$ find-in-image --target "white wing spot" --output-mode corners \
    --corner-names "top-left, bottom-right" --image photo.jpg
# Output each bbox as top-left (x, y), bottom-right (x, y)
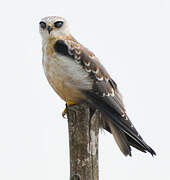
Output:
top-left (68, 50), bottom-right (74, 56)
top-left (111, 88), bottom-right (115, 97)
top-left (74, 54), bottom-right (81, 60)
top-left (106, 92), bottom-right (110, 96)
top-left (89, 54), bottom-right (95, 59)
top-left (85, 67), bottom-right (91, 73)
top-left (105, 77), bottom-right (109, 82)
top-left (121, 113), bottom-right (128, 120)
top-left (76, 60), bottom-right (81, 64)
top-left (75, 49), bottom-right (81, 55)
top-left (96, 76), bottom-right (104, 81)
top-left (125, 116), bottom-right (128, 120)
top-left (121, 114), bottom-right (125, 117)
top-left (75, 44), bottom-right (80, 50)
top-left (84, 61), bottom-right (90, 67)
top-left (92, 67), bottom-right (99, 74)
top-left (67, 42), bottom-right (74, 51)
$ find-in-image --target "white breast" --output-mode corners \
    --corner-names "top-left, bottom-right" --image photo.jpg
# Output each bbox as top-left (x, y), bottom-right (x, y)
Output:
top-left (42, 43), bottom-right (93, 102)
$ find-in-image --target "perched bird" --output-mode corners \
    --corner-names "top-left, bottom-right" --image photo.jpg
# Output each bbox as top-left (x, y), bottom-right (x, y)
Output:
top-left (39, 16), bottom-right (156, 156)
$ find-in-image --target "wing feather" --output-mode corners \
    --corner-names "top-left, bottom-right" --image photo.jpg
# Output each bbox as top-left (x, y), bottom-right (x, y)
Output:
top-left (54, 38), bottom-right (156, 156)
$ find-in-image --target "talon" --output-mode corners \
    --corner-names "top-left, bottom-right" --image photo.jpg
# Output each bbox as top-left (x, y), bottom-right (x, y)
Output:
top-left (62, 101), bottom-right (76, 118)
top-left (62, 108), bottom-right (67, 118)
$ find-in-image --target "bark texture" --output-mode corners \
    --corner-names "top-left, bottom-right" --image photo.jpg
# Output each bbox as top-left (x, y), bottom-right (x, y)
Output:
top-left (67, 103), bottom-right (99, 180)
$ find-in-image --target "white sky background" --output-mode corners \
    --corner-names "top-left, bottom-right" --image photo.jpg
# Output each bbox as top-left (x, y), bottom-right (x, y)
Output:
top-left (0, 0), bottom-right (169, 179)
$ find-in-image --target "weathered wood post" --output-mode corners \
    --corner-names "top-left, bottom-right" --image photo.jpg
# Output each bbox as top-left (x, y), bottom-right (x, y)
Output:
top-left (67, 103), bottom-right (99, 180)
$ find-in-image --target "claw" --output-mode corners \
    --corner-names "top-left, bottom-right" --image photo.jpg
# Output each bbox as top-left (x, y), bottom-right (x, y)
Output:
top-left (62, 101), bottom-right (76, 118)
top-left (62, 108), bottom-right (67, 118)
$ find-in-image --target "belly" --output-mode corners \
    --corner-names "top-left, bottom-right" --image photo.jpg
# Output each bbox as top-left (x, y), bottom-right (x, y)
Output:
top-left (42, 54), bottom-right (92, 102)
top-left (45, 73), bottom-right (85, 102)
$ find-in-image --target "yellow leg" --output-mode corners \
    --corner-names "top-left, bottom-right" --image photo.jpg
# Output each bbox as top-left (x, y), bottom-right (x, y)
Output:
top-left (62, 101), bottom-right (76, 118)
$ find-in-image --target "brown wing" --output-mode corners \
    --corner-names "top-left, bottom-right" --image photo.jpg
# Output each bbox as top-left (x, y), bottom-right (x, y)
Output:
top-left (53, 38), bottom-right (156, 156)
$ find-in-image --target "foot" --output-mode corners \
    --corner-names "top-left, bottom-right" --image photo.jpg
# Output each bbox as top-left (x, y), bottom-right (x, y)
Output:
top-left (62, 101), bottom-right (76, 118)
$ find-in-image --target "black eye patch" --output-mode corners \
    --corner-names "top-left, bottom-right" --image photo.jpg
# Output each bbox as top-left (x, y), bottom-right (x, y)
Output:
top-left (54, 21), bottom-right (64, 28)
top-left (39, 21), bottom-right (46, 29)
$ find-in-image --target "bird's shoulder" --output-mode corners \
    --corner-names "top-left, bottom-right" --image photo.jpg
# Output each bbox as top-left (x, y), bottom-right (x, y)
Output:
top-left (53, 36), bottom-right (126, 114)
top-left (53, 35), bottom-right (112, 83)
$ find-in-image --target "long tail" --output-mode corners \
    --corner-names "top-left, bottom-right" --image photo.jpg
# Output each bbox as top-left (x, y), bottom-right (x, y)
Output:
top-left (106, 119), bottom-right (132, 156)
top-left (85, 92), bottom-right (156, 156)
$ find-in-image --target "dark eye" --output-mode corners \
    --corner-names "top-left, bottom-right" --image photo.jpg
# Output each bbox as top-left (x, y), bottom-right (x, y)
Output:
top-left (54, 21), bottom-right (64, 28)
top-left (39, 21), bottom-right (46, 29)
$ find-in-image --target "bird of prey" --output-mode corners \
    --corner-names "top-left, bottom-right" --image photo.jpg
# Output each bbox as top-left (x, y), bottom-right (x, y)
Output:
top-left (39, 16), bottom-right (156, 156)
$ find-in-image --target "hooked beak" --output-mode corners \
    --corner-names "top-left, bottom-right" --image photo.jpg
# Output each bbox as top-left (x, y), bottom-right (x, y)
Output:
top-left (47, 26), bottom-right (53, 34)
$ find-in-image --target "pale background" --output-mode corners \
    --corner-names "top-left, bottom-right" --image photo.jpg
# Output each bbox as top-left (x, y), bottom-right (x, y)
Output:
top-left (0, 0), bottom-right (169, 179)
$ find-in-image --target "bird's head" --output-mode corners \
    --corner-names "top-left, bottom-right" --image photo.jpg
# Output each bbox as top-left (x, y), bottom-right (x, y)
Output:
top-left (39, 16), bottom-right (70, 40)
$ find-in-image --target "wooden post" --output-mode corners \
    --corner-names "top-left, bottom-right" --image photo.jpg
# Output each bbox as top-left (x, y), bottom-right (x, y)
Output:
top-left (67, 103), bottom-right (99, 180)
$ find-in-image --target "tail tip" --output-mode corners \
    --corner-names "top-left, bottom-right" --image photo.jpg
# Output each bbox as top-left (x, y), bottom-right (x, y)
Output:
top-left (149, 147), bottom-right (156, 156)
